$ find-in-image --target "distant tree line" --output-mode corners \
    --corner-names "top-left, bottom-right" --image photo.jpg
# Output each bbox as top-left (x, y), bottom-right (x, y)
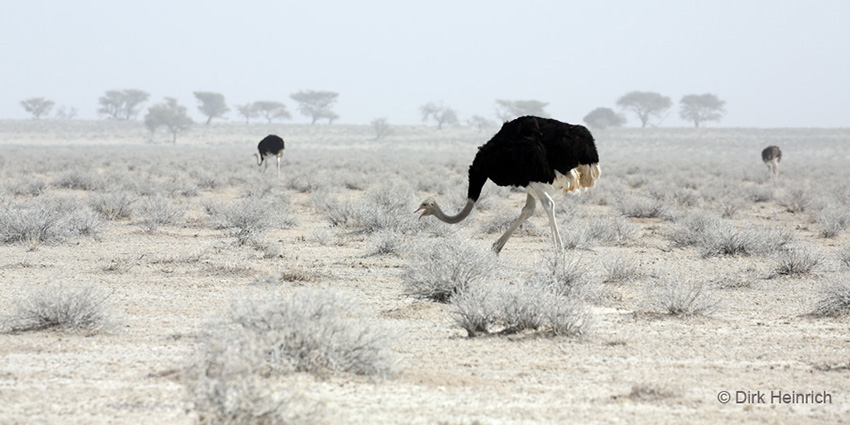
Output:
top-left (583, 91), bottom-right (726, 130)
top-left (16, 88), bottom-right (727, 135)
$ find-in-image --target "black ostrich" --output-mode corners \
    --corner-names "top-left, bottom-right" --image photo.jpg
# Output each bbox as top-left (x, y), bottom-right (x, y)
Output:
top-left (255, 134), bottom-right (285, 177)
top-left (416, 116), bottom-right (600, 253)
top-left (761, 145), bottom-right (782, 175)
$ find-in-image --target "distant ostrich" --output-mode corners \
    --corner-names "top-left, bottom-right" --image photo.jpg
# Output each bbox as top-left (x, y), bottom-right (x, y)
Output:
top-left (761, 145), bottom-right (782, 175)
top-left (254, 135), bottom-right (285, 177)
top-left (416, 116), bottom-right (600, 253)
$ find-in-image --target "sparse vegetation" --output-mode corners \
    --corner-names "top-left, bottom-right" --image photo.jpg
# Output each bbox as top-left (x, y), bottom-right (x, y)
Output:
top-left (2, 284), bottom-right (114, 333)
top-left (617, 195), bottom-right (666, 218)
top-left (812, 277), bottom-right (850, 317)
top-left (216, 289), bottom-right (395, 377)
top-left (205, 195), bottom-right (290, 245)
top-left (646, 275), bottom-right (719, 317)
top-left (772, 247), bottom-right (823, 277)
top-left (451, 282), bottom-right (591, 338)
top-left (603, 255), bottom-right (642, 283)
top-left (0, 196), bottom-right (102, 245)
top-left (402, 237), bottom-right (497, 302)
top-left (134, 195), bottom-right (184, 232)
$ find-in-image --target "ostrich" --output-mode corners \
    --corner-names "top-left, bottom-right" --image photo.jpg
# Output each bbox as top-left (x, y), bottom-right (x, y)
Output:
top-left (761, 145), bottom-right (782, 175)
top-left (416, 116), bottom-right (600, 253)
top-left (254, 134), bottom-right (285, 177)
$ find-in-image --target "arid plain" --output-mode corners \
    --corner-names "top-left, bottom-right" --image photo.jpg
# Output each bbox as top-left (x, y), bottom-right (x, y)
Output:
top-left (1, 121), bottom-right (849, 424)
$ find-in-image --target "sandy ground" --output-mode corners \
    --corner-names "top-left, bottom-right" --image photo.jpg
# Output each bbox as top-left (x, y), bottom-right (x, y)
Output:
top-left (0, 122), bottom-right (848, 424)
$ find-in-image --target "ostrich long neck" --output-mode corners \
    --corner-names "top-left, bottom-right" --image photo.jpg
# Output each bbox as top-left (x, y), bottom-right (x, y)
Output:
top-left (432, 199), bottom-right (475, 224)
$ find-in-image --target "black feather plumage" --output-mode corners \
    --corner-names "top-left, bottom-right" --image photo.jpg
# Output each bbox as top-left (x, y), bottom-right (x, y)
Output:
top-left (466, 116), bottom-right (599, 201)
top-left (257, 134), bottom-right (285, 158)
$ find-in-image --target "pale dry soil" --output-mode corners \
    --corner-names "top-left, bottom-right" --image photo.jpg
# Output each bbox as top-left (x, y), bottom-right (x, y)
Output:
top-left (0, 123), bottom-right (848, 424)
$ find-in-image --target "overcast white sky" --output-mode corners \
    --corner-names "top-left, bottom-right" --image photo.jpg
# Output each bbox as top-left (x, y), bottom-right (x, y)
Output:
top-left (2, 0), bottom-right (848, 127)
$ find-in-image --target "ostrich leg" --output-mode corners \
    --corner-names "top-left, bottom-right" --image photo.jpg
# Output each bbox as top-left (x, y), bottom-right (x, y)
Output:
top-left (531, 184), bottom-right (563, 251)
top-left (492, 192), bottom-right (536, 254)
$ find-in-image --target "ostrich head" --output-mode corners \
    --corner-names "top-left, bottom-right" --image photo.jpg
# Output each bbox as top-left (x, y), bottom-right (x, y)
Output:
top-left (415, 197), bottom-right (437, 219)
top-left (253, 152), bottom-right (262, 166)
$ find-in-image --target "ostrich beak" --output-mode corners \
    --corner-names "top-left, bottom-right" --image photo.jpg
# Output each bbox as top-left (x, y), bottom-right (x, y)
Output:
top-left (414, 206), bottom-right (425, 219)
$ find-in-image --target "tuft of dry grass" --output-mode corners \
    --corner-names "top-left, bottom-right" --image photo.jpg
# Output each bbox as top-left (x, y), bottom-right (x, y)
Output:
top-left (2, 284), bottom-right (115, 333)
top-left (646, 274), bottom-right (719, 317)
top-left (451, 282), bottom-right (592, 338)
top-left (771, 247), bottom-right (823, 277)
top-left (812, 277), bottom-right (850, 317)
top-left (402, 237), bottom-right (497, 302)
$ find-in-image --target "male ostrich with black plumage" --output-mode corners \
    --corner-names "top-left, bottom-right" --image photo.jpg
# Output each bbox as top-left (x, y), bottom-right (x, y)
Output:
top-left (416, 116), bottom-right (600, 253)
top-left (255, 134), bottom-right (285, 177)
top-left (761, 145), bottom-right (782, 175)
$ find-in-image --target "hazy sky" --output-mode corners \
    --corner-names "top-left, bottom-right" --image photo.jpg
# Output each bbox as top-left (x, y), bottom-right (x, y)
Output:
top-left (2, 0), bottom-right (848, 127)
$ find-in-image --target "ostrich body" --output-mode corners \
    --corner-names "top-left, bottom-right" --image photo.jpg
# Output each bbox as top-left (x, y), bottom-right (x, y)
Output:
top-left (416, 116), bottom-right (600, 253)
top-left (255, 134), bottom-right (285, 177)
top-left (761, 145), bottom-right (782, 175)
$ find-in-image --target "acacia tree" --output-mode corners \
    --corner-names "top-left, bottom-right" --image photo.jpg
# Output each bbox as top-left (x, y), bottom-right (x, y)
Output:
top-left (193, 91), bottom-right (229, 124)
top-left (371, 117), bottom-right (392, 141)
top-left (54, 106), bottom-right (78, 120)
top-left (98, 89), bottom-right (150, 120)
top-left (144, 98), bottom-right (193, 144)
top-left (616, 91), bottom-right (671, 127)
top-left (235, 103), bottom-right (259, 124)
top-left (420, 102), bottom-right (459, 130)
top-left (252, 101), bottom-right (291, 123)
top-left (20, 97), bottom-right (55, 119)
top-left (679, 93), bottom-right (726, 127)
top-left (290, 90), bottom-right (339, 124)
top-left (494, 99), bottom-right (549, 121)
top-left (467, 115), bottom-right (495, 132)
top-left (582, 107), bottom-right (626, 130)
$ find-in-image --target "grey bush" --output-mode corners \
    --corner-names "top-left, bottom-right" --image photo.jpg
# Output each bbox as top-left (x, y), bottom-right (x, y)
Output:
top-left (646, 275), bottom-right (719, 317)
top-left (135, 195), bottom-right (184, 232)
top-left (367, 229), bottom-right (404, 256)
top-left (90, 191), bottom-right (137, 220)
top-left (700, 223), bottom-right (793, 258)
top-left (529, 250), bottom-right (592, 299)
top-left (451, 282), bottom-right (591, 337)
top-left (666, 211), bottom-right (722, 247)
top-left (812, 277), bottom-right (850, 317)
top-left (603, 255), bottom-right (642, 283)
top-left (7, 177), bottom-right (48, 196)
top-left (52, 168), bottom-right (104, 191)
top-left (353, 183), bottom-right (418, 234)
top-left (186, 324), bottom-right (324, 425)
top-left (586, 216), bottom-right (637, 244)
top-left (778, 189), bottom-right (810, 214)
top-left (616, 195), bottom-right (667, 219)
top-left (224, 289), bottom-right (396, 377)
top-left (205, 196), bottom-right (288, 245)
top-left (746, 186), bottom-right (774, 203)
top-left (402, 237), bottom-right (497, 302)
top-left (839, 247), bottom-right (850, 270)
top-left (772, 247), bottom-right (823, 277)
top-left (814, 207), bottom-right (849, 238)
top-left (2, 284), bottom-right (114, 333)
top-left (0, 196), bottom-right (101, 245)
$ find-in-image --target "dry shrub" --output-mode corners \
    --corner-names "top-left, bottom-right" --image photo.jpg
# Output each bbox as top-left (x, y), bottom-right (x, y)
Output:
top-left (772, 247), bottom-right (823, 277)
top-left (2, 284), bottom-right (114, 333)
top-left (206, 197), bottom-right (276, 244)
top-left (812, 276), bottom-right (850, 317)
top-left (402, 237), bottom-right (497, 302)
top-left (646, 273), bottom-right (719, 317)
top-left (451, 282), bottom-right (591, 338)
top-left (135, 195), bottom-right (184, 233)
top-left (0, 196), bottom-right (102, 245)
